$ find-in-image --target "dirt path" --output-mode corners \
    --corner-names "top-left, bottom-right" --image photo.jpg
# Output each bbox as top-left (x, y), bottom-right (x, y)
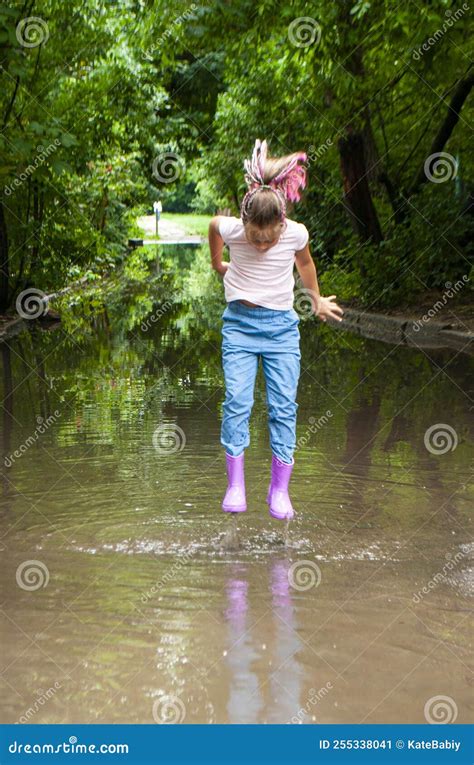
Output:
top-left (137, 215), bottom-right (203, 244)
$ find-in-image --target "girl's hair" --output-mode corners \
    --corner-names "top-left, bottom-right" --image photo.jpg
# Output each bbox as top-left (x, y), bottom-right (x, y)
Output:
top-left (240, 139), bottom-right (307, 226)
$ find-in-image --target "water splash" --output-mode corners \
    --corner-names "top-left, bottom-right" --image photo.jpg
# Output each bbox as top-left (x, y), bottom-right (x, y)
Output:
top-left (219, 515), bottom-right (241, 552)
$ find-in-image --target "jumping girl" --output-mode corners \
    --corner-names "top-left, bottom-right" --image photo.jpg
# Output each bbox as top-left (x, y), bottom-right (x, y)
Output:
top-left (208, 139), bottom-right (343, 521)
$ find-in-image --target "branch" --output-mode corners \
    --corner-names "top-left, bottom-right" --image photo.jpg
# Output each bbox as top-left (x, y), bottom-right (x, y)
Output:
top-left (409, 66), bottom-right (474, 195)
top-left (2, 76), bottom-right (20, 129)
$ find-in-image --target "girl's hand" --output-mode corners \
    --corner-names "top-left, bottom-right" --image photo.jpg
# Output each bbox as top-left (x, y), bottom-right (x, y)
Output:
top-left (215, 262), bottom-right (229, 277)
top-left (316, 295), bottom-right (344, 323)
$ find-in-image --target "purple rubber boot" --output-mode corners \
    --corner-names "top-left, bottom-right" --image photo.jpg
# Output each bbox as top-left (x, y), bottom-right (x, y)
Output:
top-left (266, 455), bottom-right (295, 520)
top-left (222, 452), bottom-right (247, 513)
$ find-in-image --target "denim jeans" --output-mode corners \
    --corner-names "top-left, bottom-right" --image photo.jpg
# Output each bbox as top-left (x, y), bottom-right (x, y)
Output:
top-left (220, 300), bottom-right (301, 464)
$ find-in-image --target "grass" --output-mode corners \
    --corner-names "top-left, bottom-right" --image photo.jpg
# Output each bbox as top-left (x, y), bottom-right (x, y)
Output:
top-left (160, 213), bottom-right (212, 237)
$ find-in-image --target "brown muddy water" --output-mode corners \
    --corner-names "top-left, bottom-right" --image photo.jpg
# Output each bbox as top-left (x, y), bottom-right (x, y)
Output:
top-left (0, 245), bottom-right (473, 725)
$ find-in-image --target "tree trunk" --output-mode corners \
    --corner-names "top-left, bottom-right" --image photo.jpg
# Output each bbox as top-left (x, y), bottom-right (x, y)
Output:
top-left (410, 68), bottom-right (474, 195)
top-left (0, 201), bottom-right (9, 311)
top-left (31, 179), bottom-right (40, 262)
top-left (98, 186), bottom-right (109, 232)
top-left (338, 131), bottom-right (384, 246)
top-left (378, 171), bottom-right (405, 224)
top-left (361, 113), bottom-right (380, 184)
top-left (12, 177), bottom-right (32, 296)
top-left (1, 343), bottom-right (13, 503)
top-left (334, 3), bottom-right (384, 247)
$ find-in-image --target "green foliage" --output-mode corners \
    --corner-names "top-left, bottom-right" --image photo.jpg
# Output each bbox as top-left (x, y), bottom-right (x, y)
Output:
top-left (0, 0), bottom-right (472, 309)
top-left (161, 181), bottom-right (197, 213)
top-left (161, 0), bottom-right (473, 306)
top-left (319, 251), bottom-right (363, 305)
top-left (360, 185), bottom-right (474, 307)
top-left (0, 0), bottom-right (177, 303)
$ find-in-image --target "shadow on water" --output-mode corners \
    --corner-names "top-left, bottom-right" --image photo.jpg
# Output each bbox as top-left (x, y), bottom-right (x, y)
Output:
top-left (0, 244), bottom-right (473, 724)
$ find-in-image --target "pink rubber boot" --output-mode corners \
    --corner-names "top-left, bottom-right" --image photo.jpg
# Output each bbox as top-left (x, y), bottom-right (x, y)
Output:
top-left (266, 455), bottom-right (295, 520)
top-left (222, 452), bottom-right (247, 513)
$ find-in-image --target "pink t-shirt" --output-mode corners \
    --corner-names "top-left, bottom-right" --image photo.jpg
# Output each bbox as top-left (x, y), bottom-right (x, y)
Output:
top-left (218, 216), bottom-right (309, 310)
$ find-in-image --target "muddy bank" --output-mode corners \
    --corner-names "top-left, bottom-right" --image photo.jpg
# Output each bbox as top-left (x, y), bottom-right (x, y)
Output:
top-left (0, 316), bottom-right (25, 342)
top-left (0, 276), bottom-right (90, 343)
top-left (331, 303), bottom-right (474, 356)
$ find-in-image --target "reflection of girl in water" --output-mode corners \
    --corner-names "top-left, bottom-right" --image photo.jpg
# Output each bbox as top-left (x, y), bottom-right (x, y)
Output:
top-left (209, 139), bottom-right (343, 519)
top-left (223, 559), bottom-right (302, 723)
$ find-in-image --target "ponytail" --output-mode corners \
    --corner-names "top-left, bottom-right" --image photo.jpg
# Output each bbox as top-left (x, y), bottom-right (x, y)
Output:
top-left (241, 139), bottom-right (307, 224)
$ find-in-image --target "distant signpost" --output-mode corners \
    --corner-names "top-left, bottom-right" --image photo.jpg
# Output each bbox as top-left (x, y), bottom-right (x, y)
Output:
top-left (153, 200), bottom-right (162, 237)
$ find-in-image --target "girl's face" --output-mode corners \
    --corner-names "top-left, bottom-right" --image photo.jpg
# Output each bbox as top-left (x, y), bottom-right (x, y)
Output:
top-left (244, 222), bottom-right (283, 252)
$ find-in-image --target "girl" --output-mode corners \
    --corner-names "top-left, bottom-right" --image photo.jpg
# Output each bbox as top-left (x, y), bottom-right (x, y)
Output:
top-left (208, 139), bottom-right (343, 521)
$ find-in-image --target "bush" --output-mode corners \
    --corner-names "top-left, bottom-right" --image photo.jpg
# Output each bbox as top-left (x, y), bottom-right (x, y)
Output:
top-left (358, 185), bottom-right (474, 307)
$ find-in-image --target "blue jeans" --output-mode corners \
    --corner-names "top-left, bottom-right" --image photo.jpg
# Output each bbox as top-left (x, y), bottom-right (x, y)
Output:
top-left (220, 300), bottom-right (301, 464)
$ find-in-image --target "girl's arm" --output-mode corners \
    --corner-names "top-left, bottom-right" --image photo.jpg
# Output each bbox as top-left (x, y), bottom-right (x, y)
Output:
top-left (295, 244), bottom-right (344, 323)
top-left (208, 216), bottom-right (229, 276)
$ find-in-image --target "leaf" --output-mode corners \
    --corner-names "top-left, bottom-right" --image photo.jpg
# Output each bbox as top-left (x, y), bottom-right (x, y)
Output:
top-left (51, 158), bottom-right (71, 175)
top-left (59, 133), bottom-right (78, 148)
top-left (8, 60), bottom-right (27, 77)
top-left (30, 121), bottom-right (45, 135)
